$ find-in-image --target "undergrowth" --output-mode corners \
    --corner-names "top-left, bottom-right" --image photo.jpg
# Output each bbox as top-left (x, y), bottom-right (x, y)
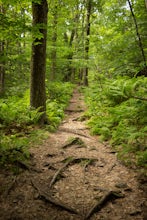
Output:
top-left (0, 82), bottom-right (74, 170)
top-left (84, 76), bottom-right (147, 170)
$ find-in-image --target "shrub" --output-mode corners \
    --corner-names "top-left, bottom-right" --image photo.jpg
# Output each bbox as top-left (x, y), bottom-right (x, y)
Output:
top-left (84, 76), bottom-right (147, 168)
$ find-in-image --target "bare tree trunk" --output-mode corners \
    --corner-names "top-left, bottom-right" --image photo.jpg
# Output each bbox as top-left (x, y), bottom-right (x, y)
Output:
top-left (145, 0), bottom-right (147, 9)
top-left (127, 0), bottom-right (146, 69)
top-left (83, 0), bottom-right (92, 86)
top-left (30, 0), bottom-right (48, 124)
top-left (50, 1), bottom-right (57, 81)
top-left (63, 5), bottom-right (80, 82)
top-left (78, 1), bottom-right (85, 84)
top-left (0, 41), bottom-right (5, 95)
top-left (0, 5), bottom-right (5, 95)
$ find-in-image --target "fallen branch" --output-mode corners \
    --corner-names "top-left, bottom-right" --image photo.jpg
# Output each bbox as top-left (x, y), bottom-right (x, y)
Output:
top-left (85, 190), bottom-right (124, 219)
top-left (31, 180), bottom-right (79, 215)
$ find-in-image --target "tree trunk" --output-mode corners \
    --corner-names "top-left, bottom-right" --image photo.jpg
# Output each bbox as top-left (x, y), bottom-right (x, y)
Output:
top-left (0, 41), bottom-right (5, 95)
top-left (127, 0), bottom-right (146, 69)
top-left (50, 1), bottom-right (58, 81)
top-left (145, 0), bottom-right (147, 9)
top-left (30, 0), bottom-right (48, 124)
top-left (0, 5), bottom-right (5, 95)
top-left (63, 7), bottom-right (80, 82)
top-left (83, 0), bottom-right (92, 86)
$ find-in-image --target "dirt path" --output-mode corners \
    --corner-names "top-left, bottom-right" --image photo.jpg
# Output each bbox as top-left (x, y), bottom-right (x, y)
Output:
top-left (0, 89), bottom-right (146, 220)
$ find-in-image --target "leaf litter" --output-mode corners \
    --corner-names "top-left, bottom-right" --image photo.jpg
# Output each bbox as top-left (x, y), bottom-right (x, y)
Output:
top-left (0, 89), bottom-right (146, 220)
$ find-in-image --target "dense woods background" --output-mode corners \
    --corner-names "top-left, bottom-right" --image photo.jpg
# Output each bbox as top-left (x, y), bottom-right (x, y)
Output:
top-left (0, 0), bottom-right (147, 171)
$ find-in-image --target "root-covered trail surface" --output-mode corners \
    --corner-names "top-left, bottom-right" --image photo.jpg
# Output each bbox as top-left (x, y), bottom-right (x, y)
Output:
top-left (0, 89), bottom-right (146, 220)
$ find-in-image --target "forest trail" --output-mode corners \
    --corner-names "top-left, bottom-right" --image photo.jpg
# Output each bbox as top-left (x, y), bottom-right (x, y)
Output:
top-left (0, 88), bottom-right (146, 220)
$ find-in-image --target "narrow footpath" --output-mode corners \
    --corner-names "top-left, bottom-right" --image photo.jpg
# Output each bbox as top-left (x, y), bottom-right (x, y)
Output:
top-left (0, 89), bottom-right (146, 220)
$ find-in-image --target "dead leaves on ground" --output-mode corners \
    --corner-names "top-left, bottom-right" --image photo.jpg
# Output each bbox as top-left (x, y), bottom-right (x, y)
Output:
top-left (31, 136), bottom-right (126, 219)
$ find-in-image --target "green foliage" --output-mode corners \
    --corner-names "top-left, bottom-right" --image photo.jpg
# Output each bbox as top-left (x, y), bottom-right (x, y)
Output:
top-left (90, 0), bottom-right (147, 77)
top-left (84, 75), bottom-right (147, 168)
top-left (137, 150), bottom-right (147, 167)
top-left (46, 82), bottom-right (74, 130)
top-left (0, 82), bottom-right (74, 168)
top-left (0, 129), bottom-right (49, 171)
top-left (0, 134), bottom-right (29, 167)
top-left (0, 90), bottom-right (44, 126)
top-left (46, 81), bottom-right (73, 104)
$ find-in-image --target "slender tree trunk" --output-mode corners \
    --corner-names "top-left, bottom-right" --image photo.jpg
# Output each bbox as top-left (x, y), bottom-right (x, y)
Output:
top-left (30, 0), bottom-right (48, 124)
top-left (145, 0), bottom-right (147, 9)
top-left (64, 6), bottom-right (80, 82)
top-left (50, 2), bottom-right (57, 81)
top-left (127, 0), bottom-right (146, 69)
top-left (83, 0), bottom-right (92, 86)
top-left (0, 5), bottom-right (5, 95)
top-left (0, 41), bottom-right (5, 95)
top-left (78, 1), bottom-right (85, 84)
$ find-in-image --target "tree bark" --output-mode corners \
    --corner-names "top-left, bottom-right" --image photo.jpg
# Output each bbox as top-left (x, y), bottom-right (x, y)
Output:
top-left (83, 0), bottom-right (92, 86)
top-left (50, 1), bottom-right (58, 81)
top-left (127, 0), bottom-right (146, 69)
top-left (145, 0), bottom-right (147, 9)
top-left (30, 0), bottom-right (48, 124)
top-left (0, 41), bottom-right (5, 95)
top-left (63, 5), bottom-right (80, 82)
top-left (0, 5), bottom-right (5, 95)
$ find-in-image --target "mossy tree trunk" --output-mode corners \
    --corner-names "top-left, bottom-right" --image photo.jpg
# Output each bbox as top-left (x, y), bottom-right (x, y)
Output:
top-left (30, 0), bottom-right (48, 124)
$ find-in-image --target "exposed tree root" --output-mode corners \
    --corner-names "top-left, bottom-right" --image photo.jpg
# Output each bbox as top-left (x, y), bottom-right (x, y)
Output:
top-left (15, 160), bottom-right (42, 173)
top-left (4, 176), bottom-right (17, 197)
top-left (59, 127), bottom-right (92, 139)
top-left (31, 180), bottom-right (79, 215)
top-left (107, 163), bottom-right (116, 173)
top-left (85, 190), bottom-right (125, 219)
top-left (65, 109), bottom-right (84, 113)
top-left (61, 137), bottom-right (85, 149)
top-left (49, 159), bottom-right (73, 188)
top-left (72, 115), bottom-right (88, 122)
top-left (83, 159), bottom-right (97, 171)
top-left (61, 157), bottom-right (97, 167)
top-left (49, 157), bottom-right (97, 189)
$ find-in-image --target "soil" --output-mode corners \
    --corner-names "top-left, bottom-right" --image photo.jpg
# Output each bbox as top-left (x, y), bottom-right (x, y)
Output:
top-left (0, 88), bottom-right (147, 220)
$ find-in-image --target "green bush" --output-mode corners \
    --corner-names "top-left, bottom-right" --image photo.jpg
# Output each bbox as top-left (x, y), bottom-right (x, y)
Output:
top-left (0, 81), bottom-right (74, 168)
top-left (84, 76), bottom-right (147, 168)
top-left (46, 82), bottom-right (74, 130)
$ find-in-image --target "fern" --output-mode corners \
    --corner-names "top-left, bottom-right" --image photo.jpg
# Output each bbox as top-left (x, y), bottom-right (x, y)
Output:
top-left (84, 76), bottom-right (147, 168)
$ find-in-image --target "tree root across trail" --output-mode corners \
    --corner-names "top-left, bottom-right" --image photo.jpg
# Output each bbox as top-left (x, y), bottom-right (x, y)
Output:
top-left (0, 88), bottom-right (146, 220)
